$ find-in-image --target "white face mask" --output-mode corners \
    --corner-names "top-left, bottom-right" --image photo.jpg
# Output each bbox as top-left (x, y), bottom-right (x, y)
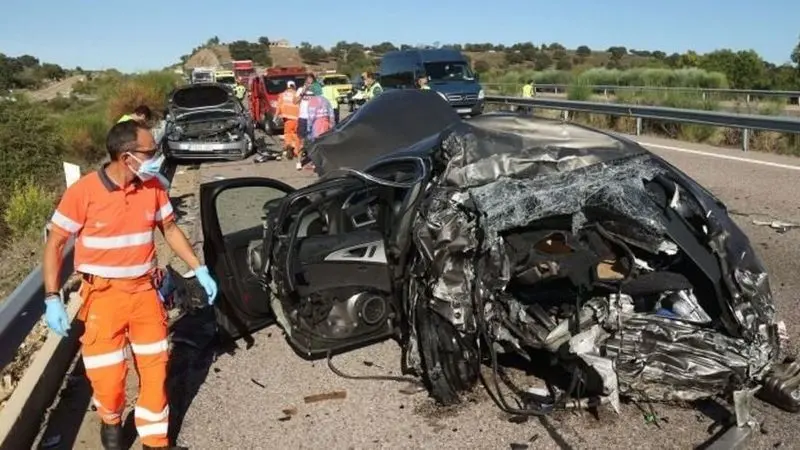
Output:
top-left (125, 153), bottom-right (162, 181)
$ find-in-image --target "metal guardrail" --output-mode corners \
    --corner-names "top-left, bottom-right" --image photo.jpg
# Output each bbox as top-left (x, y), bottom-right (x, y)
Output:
top-left (0, 241), bottom-right (75, 371)
top-left (484, 95), bottom-right (800, 151)
top-left (484, 83), bottom-right (800, 102)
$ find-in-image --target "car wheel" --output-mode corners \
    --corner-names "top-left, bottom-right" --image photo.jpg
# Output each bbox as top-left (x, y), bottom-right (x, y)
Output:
top-left (415, 301), bottom-right (479, 405)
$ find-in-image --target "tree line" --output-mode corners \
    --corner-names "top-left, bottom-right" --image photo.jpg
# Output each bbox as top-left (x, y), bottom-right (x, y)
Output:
top-left (0, 53), bottom-right (70, 91)
top-left (297, 38), bottom-right (800, 91)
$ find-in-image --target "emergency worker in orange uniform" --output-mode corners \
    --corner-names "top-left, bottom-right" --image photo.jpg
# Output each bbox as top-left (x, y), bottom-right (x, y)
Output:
top-left (42, 120), bottom-right (218, 450)
top-left (277, 80), bottom-right (300, 158)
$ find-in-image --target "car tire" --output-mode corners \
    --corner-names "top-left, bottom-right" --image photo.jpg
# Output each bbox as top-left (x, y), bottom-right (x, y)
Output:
top-left (415, 302), bottom-right (479, 405)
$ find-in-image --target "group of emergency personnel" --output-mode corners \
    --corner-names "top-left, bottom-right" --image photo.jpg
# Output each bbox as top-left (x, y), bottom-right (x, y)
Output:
top-left (39, 69), bottom-right (435, 450)
top-left (274, 73), bottom-right (337, 170)
top-left (271, 69), bottom-right (438, 171)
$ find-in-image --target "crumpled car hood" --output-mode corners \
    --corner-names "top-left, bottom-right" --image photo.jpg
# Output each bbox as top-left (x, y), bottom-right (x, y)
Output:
top-left (168, 83), bottom-right (238, 117)
top-left (406, 112), bottom-right (780, 405)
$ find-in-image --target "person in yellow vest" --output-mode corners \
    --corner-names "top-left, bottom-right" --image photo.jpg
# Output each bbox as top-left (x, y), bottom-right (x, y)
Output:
top-left (522, 80), bottom-right (534, 98)
top-left (363, 72), bottom-right (383, 101)
top-left (117, 105), bottom-right (152, 124)
top-left (233, 82), bottom-right (246, 100)
top-left (521, 80), bottom-right (535, 114)
top-left (417, 72), bottom-right (430, 90)
top-left (320, 81), bottom-right (340, 124)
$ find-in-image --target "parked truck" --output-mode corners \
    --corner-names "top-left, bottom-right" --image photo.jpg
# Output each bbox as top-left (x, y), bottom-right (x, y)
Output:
top-left (191, 67), bottom-right (216, 84)
top-left (232, 60), bottom-right (255, 84)
top-left (249, 66), bottom-right (311, 134)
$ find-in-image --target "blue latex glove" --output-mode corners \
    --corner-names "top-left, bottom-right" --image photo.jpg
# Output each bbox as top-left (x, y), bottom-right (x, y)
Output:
top-left (194, 265), bottom-right (218, 305)
top-left (44, 295), bottom-right (70, 337)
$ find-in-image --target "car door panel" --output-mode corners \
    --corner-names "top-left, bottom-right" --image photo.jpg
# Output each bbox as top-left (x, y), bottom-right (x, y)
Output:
top-left (200, 177), bottom-right (295, 340)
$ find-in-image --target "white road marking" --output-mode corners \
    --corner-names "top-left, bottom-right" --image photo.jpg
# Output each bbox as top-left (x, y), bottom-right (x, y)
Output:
top-left (639, 141), bottom-right (800, 171)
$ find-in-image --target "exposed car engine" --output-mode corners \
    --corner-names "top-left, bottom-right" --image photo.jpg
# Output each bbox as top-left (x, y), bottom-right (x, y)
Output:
top-left (402, 116), bottom-right (789, 415)
top-left (163, 83), bottom-right (254, 161)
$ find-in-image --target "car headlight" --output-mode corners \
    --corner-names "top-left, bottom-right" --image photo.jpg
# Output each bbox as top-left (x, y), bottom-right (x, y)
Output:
top-left (437, 91), bottom-right (448, 102)
top-left (478, 89), bottom-right (485, 100)
top-left (167, 125), bottom-right (183, 141)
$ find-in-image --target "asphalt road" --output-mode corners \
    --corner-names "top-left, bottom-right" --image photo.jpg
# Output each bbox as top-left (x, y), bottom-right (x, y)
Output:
top-left (35, 125), bottom-right (800, 449)
top-left (26, 75), bottom-right (86, 101)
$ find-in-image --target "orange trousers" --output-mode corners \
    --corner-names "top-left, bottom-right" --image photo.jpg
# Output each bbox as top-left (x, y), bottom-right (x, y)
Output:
top-left (283, 118), bottom-right (300, 156)
top-left (78, 274), bottom-right (169, 448)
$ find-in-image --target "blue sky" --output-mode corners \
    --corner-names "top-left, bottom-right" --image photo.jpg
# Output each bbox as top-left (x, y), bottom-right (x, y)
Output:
top-left (1, 0), bottom-right (797, 72)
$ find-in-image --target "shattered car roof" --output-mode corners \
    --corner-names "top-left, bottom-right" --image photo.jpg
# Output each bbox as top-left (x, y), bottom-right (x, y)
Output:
top-left (307, 89), bottom-right (461, 175)
top-left (441, 113), bottom-right (648, 187)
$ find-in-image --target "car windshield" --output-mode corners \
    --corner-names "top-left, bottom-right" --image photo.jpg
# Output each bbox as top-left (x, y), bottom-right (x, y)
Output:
top-left (216, 76), bottom-right (236, 84)
top-left (265, 76), bottom-right (307, 94)
top-left (423, 61), bottom-right (475, 81)
top-left (323, 76), bottom-right (350, 85)
top-left (194, 72), bottom-right (213, 82)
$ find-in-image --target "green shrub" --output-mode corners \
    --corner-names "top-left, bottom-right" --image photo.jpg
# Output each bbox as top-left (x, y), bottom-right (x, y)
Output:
top-left (575, 68), bottom-right (728, 88)
top-left (106, 71), bottom-right (182, 122)
top-left (567, 77), bottom-right (593, 101)
top-left (0, 101), bottom-right (64, 200)
top-left (2, 179), bottom-right (54, 241)
top-left (59, 108), bottom-right (109, 163)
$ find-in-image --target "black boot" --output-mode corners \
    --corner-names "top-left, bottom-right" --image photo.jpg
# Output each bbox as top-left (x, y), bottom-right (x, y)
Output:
top-left (100, 422), bottom-right (123, 450)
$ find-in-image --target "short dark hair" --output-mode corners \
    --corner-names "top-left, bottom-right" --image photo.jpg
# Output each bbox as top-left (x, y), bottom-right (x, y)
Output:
top-left (307, 73), bottom-right (316, 82)
top-left (106, 120), bottom-right (147, 160)
top-left (133, 105), bottom-right (152, 120)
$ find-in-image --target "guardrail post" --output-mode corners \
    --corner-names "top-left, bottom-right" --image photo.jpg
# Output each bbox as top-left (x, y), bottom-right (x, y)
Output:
top-left (742, 129), bottom-right (749, 152)
top-left (604, 89), bottom-right (608, 99)
top-left (554, 87), bottom-right (559, 95)
top-left (746, 94), bottom-right (751, 104)
top-left (636, 117), bottom-right (642, 136)
top-left (562, 110), bottom-right (569, 121)
top-left (702, 92), bottom-right (707, 101)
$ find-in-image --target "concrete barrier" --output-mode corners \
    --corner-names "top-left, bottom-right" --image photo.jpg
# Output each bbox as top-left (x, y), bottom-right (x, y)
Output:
top-left (0, 292), bottom-right (81, 450)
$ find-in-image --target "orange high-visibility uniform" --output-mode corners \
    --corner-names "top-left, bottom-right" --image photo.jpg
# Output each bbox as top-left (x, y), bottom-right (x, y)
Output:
top-left (277, 90), bottom-right (300, 155)
top-left (49, 165), bottom-right (173, 448)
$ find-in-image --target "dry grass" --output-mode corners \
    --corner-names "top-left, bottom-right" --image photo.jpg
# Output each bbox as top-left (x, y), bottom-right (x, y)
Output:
top-left (0, 236), bottom-right (43, 300)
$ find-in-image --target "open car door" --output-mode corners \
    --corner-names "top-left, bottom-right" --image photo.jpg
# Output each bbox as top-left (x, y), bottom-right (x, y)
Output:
top-left (200, 177), bottom-right (295, 343)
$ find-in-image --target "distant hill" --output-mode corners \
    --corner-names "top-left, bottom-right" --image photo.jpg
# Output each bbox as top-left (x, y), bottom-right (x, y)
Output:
top-left (184, 44), bottom-right (336, 71)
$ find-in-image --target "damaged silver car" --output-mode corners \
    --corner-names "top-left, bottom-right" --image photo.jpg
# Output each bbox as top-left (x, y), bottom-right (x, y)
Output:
top-left (198, 90), bottom-right (798, 443)
top-left (163, 82), bottom-right (255, 161)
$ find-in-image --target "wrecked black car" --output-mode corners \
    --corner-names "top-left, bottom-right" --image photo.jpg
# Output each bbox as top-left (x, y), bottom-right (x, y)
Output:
top-left (163, 82), bottom-right (255, 161)
top-left (199, 90), bottom-right (798, 425)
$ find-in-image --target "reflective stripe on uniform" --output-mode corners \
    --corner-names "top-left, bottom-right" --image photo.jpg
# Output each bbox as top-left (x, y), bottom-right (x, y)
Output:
top-left (154, 202), bottom-right (173, 222)
top-left (130, 339), bottom-right (169, 355)
top-left (135, 405), bottom-right (169, 422)
top-left (82, 231), bottom-right (153, 249)
top-left (83, 349), bottom-right (126, 369)
top-left (93, 397), bottom-right (122, 421)
top-left (50, 167), bottom-right (172, 279)
top-left (137, 422), bottom-right (169, 438)
top-left (77, 261), bottom-right (155, 278)
top-left (51, 210), bottom-right (82, 233)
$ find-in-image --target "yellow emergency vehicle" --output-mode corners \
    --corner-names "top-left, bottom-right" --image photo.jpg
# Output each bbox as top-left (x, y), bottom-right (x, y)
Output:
top-left (320, 71), bottom-right (353, 104)
top-left (215, 69), bottom-right (237, 87)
